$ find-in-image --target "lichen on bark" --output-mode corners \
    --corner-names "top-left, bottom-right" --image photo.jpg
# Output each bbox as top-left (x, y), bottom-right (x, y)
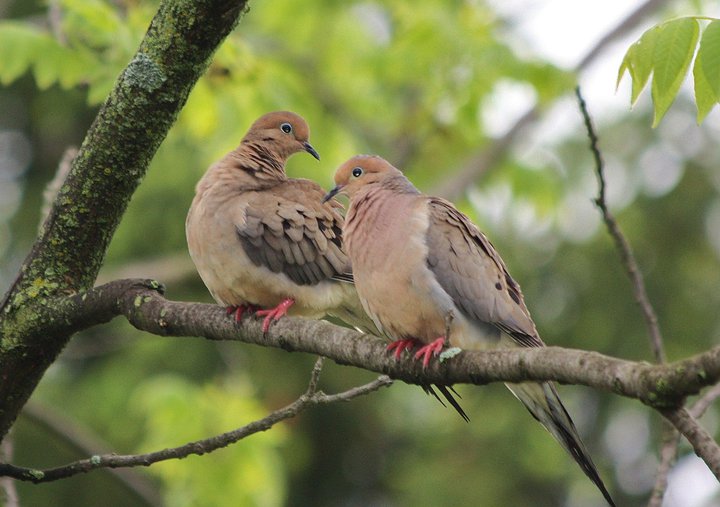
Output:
top-left (0, 0), bottom-right (249, 440)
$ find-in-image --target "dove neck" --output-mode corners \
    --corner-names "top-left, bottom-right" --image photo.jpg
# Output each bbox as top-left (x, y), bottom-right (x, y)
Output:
top-left (228, 140), bottom-right (289, 182)
top-left (378, 173), bottom-right (421, 195)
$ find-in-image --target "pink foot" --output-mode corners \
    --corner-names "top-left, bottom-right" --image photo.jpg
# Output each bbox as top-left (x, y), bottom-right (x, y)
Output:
top-left (386, 338), bottom-right (420, 360)
top-left (226, 304), bottom-right (260, 323)
top-left (255, 298), bottom-right (295, 333)
top-left (414, 337), bottom-right (447, 368)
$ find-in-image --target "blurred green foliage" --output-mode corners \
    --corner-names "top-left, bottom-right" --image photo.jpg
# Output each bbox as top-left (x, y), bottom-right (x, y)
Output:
top-left (2, 0), bottom-right (720, 506)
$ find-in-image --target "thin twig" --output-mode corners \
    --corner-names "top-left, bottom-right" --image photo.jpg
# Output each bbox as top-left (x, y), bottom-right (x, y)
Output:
top-left (660, 407), bottom-right (720, 480)
top-left (577, 85), bottom-right (674, 506)
top-left (47, 0), bottom-right (67, 45)
top-left (689, 383), bottom-right (720, 419)
top-left (649, 383), bottom-right (720, 507)
top-left (0, 362), bottom-right (391, 484)
top-left (576, 86), bottom-right (666, 363)
top-left (648, 423), bottom-right (680, 507)
top-left (21, 401), bottom-right (162, 506)
top-left (39, 146), bottom-right (77, 234)
top-left (435, 0), bottom-right (672, 200)
top-left (0, 435), bottom-right (19, 507)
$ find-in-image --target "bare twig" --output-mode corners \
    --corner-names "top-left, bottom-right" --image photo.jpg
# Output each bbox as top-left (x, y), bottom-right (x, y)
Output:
top-left (21, 401), bottom-right (162, 506)
top-left (576, 86), bottom-right (666, 363)
top-left (660, 407), bottom-right (720, 480)
top-left (434, 108), bottom-right (537, 199)
top-left (435, 0), bottom-right (672, 200)
top-left (47, 0), bottom-right (67, 45)
top-left (578, 85), bottom-right (677, 506)
top-left (0, 360), bottom-right (392, 483)
top-left (689, 383), bottom-right (720, 419)
top-left (96, 252), bottom-right (196, 286)
top-left (39, 146), bottom-right (77, 234)
top-left (0, 434), bottom-right (19, 507)
top-left (575, 0), bottom-right (670, 71)
top-left (649, 383), bottom-right (720, 507)
top-left (648, 424), bottom-right (680, 507)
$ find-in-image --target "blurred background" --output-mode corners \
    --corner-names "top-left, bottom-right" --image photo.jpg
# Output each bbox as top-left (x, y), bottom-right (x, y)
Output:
top-left (2, 0), bottom-right (720, 505)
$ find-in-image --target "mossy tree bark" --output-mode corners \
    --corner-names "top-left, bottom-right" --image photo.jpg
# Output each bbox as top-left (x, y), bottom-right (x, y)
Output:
top-left (0, 0), bottom-right (249, 440)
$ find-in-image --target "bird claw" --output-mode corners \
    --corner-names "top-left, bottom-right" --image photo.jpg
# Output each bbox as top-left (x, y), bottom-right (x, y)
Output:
top-left (226, 304), bottom-right (260, 323)
top-left (255, 298), bottom-right (295, 333)
top-left (386, 338), bottom-right (419, 360)
top-left (414, 337), bottom-right (446, 368)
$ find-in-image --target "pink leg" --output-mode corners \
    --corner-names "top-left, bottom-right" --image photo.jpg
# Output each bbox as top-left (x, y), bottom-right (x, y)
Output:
top-left (414, 337), bottom-right (446, 368)
top-left (255, 298), bottom-right (295, 333)
top-left (386, 338), bottom-right (420, 360)
top-left (226, 304), bottom-right (260, 323)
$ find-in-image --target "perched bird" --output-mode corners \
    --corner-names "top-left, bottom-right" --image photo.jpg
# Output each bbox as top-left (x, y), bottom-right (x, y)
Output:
top-left (323, 154), bottom-right (615, 506)
top-left (186, 111), bottom-right (369, 333)
top-left (186, 112), bottom-right (466, 418)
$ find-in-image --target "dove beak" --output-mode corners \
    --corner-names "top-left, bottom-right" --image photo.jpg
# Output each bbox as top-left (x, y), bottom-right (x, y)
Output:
top-left (303, 142), bottom-right (320, 160)
top-left (322, 185), bottom-right (343, 204)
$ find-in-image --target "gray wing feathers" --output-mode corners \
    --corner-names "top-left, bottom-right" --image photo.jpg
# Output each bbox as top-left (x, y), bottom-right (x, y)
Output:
top-left (236, 194), bottom-right (350, 286)
top-left (425, 198), bottom-right (544, 348)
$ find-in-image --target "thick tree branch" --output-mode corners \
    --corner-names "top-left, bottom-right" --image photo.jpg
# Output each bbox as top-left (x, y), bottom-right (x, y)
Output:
top-left (27, 278), bottom-right (720, 409)
top-left (0, 358), bottom-right (392, 483)
top-left (0, 0), bottom-right (249, 440)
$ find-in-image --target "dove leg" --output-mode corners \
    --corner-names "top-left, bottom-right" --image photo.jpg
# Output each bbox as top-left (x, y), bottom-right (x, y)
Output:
top-left (386, 338), bottom-right (420, 360)
top-left (255, 298), bottom-right (295, 333)
top-left (414, 337), bottom-right (446, 368)
top-left (226, 304), bottom-right (261, 323)
top-left (385, 338), bottom-right (420, 359)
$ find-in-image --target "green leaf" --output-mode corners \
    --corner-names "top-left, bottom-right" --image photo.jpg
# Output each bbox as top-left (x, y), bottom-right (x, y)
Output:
top-left (32, 37), bottom-right (66, 90)
top-left (694, 47), bottom-right (716, 122)
top-left (617, 25), bottom-right (660, 104)
top-left (0, 23), bottom-right (42, 85)
top-left (651, 17), bottom-right (700, 126)
top-left (694, 19), bottom-right (720, 122)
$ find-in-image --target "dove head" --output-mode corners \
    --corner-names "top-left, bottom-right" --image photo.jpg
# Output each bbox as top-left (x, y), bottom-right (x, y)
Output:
top-left (323, 155), bottom-right (410, 203)
top-left (244, 111), bottom-right (320, 161)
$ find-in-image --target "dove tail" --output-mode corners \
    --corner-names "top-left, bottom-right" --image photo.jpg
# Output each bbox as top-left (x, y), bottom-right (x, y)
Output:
top-left (422, 384), bottom-right (470, 422)
top-left (505, 382), bottom-right (616, 507)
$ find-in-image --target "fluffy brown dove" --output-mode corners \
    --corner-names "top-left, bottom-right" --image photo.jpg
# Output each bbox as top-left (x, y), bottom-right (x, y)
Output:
top-left (323, 154), bottom-right (615, 507)
top-left (186, 111), bottom-right (370, 333)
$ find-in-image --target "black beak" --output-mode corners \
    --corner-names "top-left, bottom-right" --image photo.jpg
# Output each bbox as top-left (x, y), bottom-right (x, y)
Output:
top-left (322, 185), bottom-right (342, 204)
top-left (303, 142), bottom-right (320, 160)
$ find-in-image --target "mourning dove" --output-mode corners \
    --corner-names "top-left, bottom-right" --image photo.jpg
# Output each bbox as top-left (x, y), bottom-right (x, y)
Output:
top-left (186, 111), bottom-right (370, 333)
top-left (324, 154), bottom-right (615, 506)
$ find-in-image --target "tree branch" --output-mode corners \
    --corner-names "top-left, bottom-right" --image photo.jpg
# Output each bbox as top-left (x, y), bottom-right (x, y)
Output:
top-left (660, 407), bottom-right (720, 480)
top-left (0, 434), bottom-right (18, 507)
top-left (20, 401), bottom-right (162, 506)
top-left (24, 278), bottom-right (720, 409)
top-left (576, 85), bottom-right (678, 505)
top-left (0, 358), bottom-right (392, 483)
top-left (576, 86), bottom-right (666, 364)
top-left (435, 0), bottom-right (673, 201)
top-left (0, 0), bottom-right (250, 441)
top-left (648, 383), bottom-right (720, 507)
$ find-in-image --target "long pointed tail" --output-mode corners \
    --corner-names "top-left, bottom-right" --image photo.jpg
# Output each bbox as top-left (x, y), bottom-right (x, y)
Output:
top-left (506, 381), bottom-right (616, 507)
top-left (330, 305), bottom-right (470, 422)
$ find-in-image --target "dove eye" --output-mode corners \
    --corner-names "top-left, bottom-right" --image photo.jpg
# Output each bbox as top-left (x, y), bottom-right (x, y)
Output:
top-left (351, 167), bottom-right (363, 178)
top-left (280, 122), bottom-right (293, 134)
